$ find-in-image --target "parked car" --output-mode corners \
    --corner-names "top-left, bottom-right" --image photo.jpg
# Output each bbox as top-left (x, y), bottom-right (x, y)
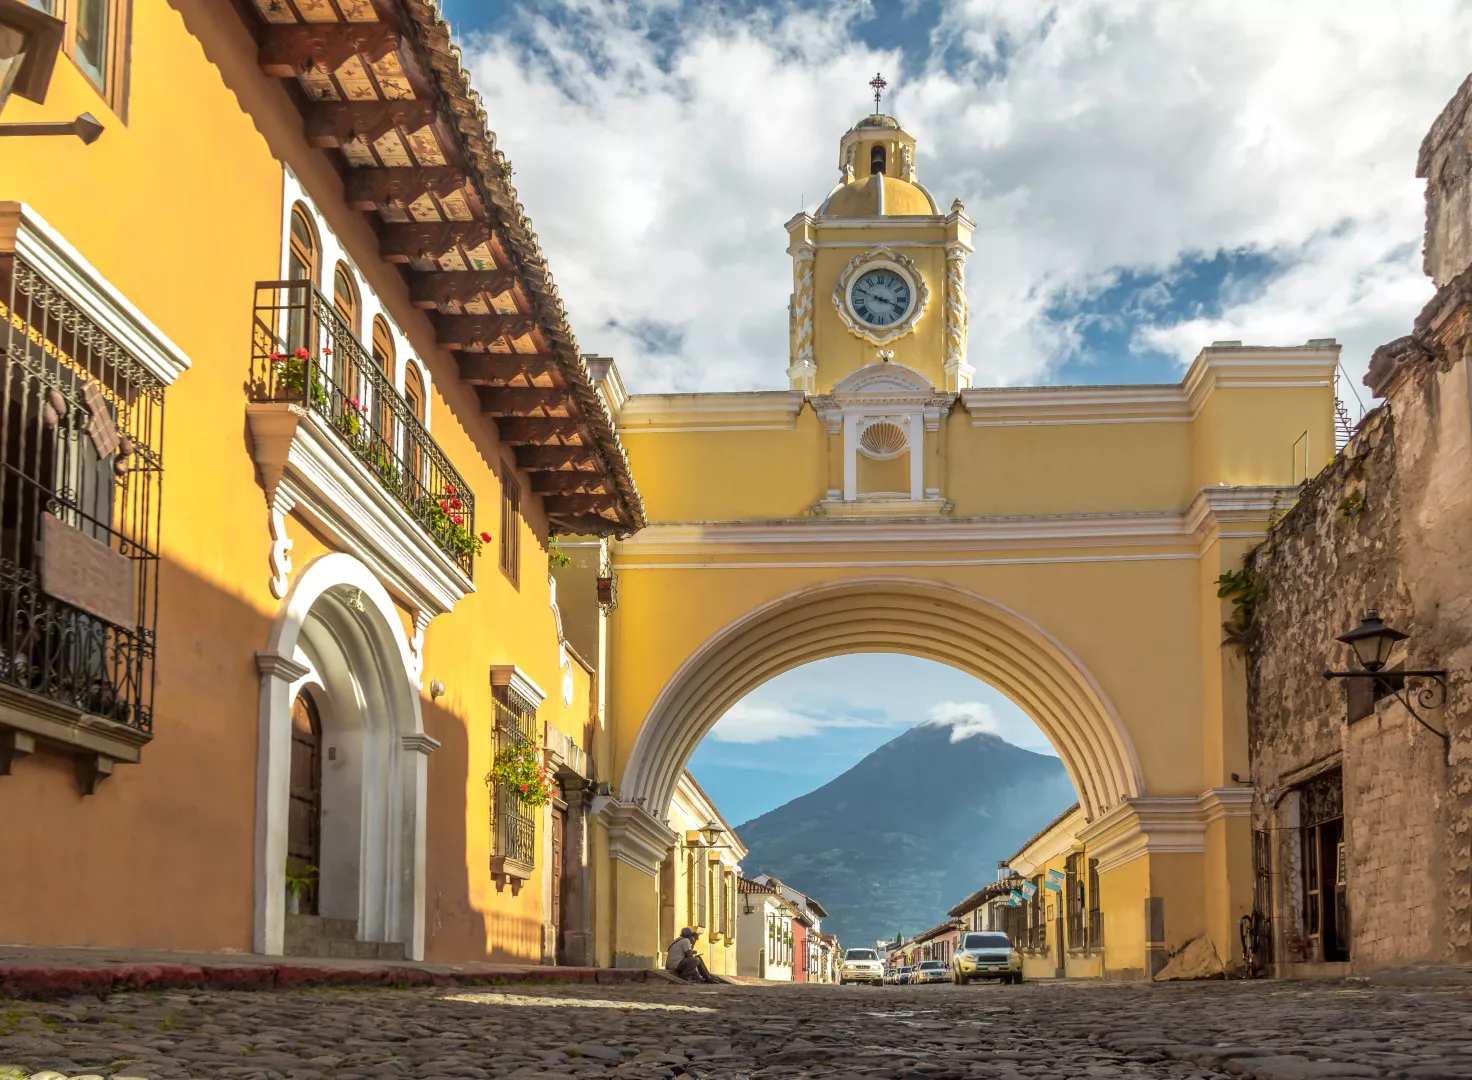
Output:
top-left (950, 931), bottom-right (1023, 984)
top-left (882, 967), bottom-right (899, 984)
top-left (896, 965), bottom-right (912, 985)
top-left (839, 947), bottom-right (884, 985)
top-left (910, 959), bottom-right (949, 985)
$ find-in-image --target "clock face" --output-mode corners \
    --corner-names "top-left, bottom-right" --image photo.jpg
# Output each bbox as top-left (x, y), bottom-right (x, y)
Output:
top-left (849, 268), bottom-right (913, 328)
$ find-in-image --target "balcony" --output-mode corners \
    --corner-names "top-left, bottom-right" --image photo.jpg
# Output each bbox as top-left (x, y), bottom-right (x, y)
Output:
top-left (250, 281), bottom-right (476, 575)
top-left (0, 251), bottom-right (163, 792)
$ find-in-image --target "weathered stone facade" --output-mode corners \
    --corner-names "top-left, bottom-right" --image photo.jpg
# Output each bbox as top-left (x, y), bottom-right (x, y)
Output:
top-left (1246, 74), bottom-right (1472, 975)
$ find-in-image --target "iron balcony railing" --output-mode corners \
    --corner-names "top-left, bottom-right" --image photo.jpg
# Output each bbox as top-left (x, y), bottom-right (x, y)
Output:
top-left (250, 280), bottom-right (476, 575)
top-left (0, 254), bottom-right (163, 734)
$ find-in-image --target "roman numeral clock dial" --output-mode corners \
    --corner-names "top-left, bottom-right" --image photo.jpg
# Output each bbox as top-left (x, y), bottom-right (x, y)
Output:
top-left (850, 268), bottom-right (912, 328)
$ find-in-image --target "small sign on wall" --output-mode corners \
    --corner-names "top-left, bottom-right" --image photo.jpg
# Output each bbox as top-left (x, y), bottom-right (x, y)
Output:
top-left (40, 513), bottom-right (135, 628)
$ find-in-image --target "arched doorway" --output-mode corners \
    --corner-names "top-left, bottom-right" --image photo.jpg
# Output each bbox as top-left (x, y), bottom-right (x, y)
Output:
top-left (253, 553), bottom-right (437, 959)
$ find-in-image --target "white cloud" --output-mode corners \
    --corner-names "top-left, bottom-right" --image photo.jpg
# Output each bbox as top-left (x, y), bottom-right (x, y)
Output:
top-left (461, 0), bottom-right (1469, 398)
top-left (923, 699), bottom-right (1057, 753)
top-left (706, 701), bottom-right (894, 744)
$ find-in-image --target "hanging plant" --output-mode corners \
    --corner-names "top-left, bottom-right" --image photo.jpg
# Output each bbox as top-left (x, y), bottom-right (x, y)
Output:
top-left (422, 482), bottom-right (491, 562)
top-left (489, 740), bottom-right (558, 807)
top-left (269, 347), bottom-right (329, 410)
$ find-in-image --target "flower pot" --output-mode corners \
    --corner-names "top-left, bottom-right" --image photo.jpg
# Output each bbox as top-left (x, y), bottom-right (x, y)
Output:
top-left (285, 890), bottom-right (300, 916)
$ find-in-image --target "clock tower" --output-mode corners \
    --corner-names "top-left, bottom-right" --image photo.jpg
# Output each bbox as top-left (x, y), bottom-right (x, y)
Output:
top-left (785, 104), bottom-right (974, 396)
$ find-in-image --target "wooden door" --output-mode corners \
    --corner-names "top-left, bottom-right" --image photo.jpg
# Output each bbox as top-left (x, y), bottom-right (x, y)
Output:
top-left (551, 805), bottom-right (567, 962)
top-left (288, 692), bottom-right (322, 915)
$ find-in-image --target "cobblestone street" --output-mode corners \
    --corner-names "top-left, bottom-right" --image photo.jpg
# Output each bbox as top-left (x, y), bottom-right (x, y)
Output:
top-left (1, 979), bottom-right (1470, 1080)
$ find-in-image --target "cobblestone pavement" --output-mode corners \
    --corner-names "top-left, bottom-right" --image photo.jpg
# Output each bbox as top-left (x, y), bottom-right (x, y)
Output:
top-left (1, 978), bottom-right (1470, 1080)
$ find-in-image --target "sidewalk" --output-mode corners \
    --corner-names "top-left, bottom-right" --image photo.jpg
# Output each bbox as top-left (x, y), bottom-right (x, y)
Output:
top-left (0, 944), bottom-right (680, 1000)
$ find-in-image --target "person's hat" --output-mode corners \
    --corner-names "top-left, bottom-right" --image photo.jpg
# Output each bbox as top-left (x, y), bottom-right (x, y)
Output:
top-left (681, 927), bottom-right (696, 938)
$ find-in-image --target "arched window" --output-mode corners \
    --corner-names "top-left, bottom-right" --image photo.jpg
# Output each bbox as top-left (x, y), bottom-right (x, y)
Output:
top-left (403, 361), bottom-right (426, 488)
top-left (870, 143), bottom-right (886, 176)
top-left (332, 262), bottom-right (359, 335)
top-left (371, 316), bottom-right (396, 452)
top-left (286, 204), bottom-right (319, 353)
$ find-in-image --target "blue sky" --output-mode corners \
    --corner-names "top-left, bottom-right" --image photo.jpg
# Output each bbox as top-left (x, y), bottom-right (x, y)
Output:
top-left (441, 0), bottom-right (1469, 818)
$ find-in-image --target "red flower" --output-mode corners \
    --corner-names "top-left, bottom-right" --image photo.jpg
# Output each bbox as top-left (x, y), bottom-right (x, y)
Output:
top-left (294, 347), bottom-right (309, 360)
top-left (323, 347), bottom-right (333, 356)
top-left (450, 498), bottom-right (462, 510)
top-left (444, 483), bottom-right (457, 495)
top-left (451, 514), bottom-right (464, 526)
top-left (480, 532), bottom-right (492, 543)
top-left (439, 500), bottom-right (451, 512)
top-left (269, 351), bottom-right (285, 364)
top-left (520, 783), bottom-right (529, 792)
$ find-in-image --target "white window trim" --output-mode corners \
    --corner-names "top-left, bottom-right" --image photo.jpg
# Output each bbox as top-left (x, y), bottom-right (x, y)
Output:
top-left (2, 202), bottom-right (191, 385)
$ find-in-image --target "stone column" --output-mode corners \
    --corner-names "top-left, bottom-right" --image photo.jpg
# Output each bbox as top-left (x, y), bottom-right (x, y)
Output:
top-left (560, 783), bottom-right (596, 967)
top-left (253, 650), bottom-right (311, 957)
top-left (596, 798), bottom-right (677, 968)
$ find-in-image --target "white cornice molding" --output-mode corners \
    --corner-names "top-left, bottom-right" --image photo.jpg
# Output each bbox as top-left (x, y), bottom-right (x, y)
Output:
top-left (1075, 788), bottom-right (1257, 875)
top-left (254, 651), bottom-right (310, 683)
top-left (401, 732), bottom-right (441, 756)
top-left (1006, 806), bottom-right (1087, 875)
top-left (619, 391), bottom-right (807, 433)
top-left (594, 798), bottom-right (678, 875)
top-left (489, 664), bottom-right (547, 709)
top-left (960, 345), bottom-right (1338, 427)
top-left (246, 403), bottom-right (473, 618)
top-left (0, 202), bottom-right (192, 386)
top-left (614, 487), bottom-right (1291, 561)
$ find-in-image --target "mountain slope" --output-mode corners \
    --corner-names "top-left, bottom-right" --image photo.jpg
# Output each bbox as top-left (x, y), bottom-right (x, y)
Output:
top-left (730, 723), bottom-right (1075, 949)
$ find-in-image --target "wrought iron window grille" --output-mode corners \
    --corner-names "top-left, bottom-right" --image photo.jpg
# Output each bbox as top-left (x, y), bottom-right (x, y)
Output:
top-left (489, 684), bottom-right (540, 875)
top-left (0, 253), bottom-right (162, 743)
top-left (250, 280), bottom-right (477, 575)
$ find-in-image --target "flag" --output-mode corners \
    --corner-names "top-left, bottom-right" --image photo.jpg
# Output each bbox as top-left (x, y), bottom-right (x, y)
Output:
top-left (1044, 879), bottom-right (1062, 893)
top-left (1019, 881), bottom-right (1037, 900)
top-left (1046, 868), bottom-right (1065, 884)
top-left (1009, 889), bottom-right (1026, 905)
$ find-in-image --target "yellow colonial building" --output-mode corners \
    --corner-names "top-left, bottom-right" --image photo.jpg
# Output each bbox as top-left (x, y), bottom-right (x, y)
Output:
top-left (0, 1), bottom-right (1337, 983)
top-left (0, 0), bottom-right (640, 966)
top-left (595, 111), bottom-right (1338, 979)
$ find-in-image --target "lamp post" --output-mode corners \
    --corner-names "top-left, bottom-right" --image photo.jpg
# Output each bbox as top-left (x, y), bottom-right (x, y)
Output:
top-left (0, 0), bottom-right (104, 143)
top-left (699, 819), bottom-right (726, 848)
top-left (1322, 610), bottom-right (1449, 759)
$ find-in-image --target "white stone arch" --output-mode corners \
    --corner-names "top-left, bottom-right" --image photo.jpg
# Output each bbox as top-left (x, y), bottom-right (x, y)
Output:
top-left (253, 552), bottom-right (437, 959)
top-left (619, 576), bottom-right (1143, 826)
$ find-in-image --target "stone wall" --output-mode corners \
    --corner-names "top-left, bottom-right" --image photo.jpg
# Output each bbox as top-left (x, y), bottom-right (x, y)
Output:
top-left (1420, 73), bottom-right (1472, 288)
top-left (1245, 285), bottom-right (1472, 972)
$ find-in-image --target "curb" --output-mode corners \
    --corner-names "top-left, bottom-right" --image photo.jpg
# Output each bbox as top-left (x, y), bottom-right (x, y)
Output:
top-left (0, 963), bottom-right (681, 1000)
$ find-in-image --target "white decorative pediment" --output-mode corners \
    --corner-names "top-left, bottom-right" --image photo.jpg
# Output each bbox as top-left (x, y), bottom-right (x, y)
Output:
top-left (832, 360), bottom-right (934, 396)
top-left (247, 403), bottom-right (473, 622)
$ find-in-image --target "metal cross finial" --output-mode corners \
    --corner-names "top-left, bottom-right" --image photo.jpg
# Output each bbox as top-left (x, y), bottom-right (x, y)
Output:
top-left (869, 72), bottom-right (888, 113)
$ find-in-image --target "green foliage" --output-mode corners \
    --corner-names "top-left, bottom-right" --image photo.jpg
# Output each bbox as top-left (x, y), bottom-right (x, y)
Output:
top-left (489, 741), bottom-right (558, 807)
top-left (272, 352), bottom-right (328, 409)
top-left (284, 861), bottom-right (318, 900)
top-left (1336, 488), bottom-right (1366, 521)
top-left (1216, 557), bottom-right (1266, 649)
top-left (548, 533), bottom-right (572, 570)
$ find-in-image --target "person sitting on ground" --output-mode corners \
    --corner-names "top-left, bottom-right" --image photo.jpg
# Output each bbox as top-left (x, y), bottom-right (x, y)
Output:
top-left (666, 927), bottom-right (718, 983)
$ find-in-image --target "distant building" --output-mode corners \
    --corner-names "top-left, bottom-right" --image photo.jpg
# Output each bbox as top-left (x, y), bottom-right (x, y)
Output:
top-left (735, 877), bottom-right (794, 981)
top-left (663, 772), bottom-right (747, 978)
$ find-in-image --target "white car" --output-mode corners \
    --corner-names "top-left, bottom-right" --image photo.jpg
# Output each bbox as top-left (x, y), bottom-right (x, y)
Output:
top-left (950, 931), bottom-right (1023, 984)
top-left (839, 947), bottom-right (884, 985)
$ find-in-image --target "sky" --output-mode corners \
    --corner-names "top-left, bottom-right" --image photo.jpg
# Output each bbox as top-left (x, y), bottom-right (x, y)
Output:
top-left (439, 0), bottom-right (1472, 819)
top-left (684, 654), bottom-right (1053, 826)
top-left (443, 0), bottom-right (1468, 406)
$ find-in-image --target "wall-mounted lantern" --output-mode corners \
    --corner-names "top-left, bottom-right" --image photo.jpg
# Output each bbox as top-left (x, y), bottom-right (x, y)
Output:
top-left (1322, 609), bottom-right (1449, 758)
top-left (0, 0), bottom-right (63, 114)
top-left (699, 818), bottom-right (726, 847)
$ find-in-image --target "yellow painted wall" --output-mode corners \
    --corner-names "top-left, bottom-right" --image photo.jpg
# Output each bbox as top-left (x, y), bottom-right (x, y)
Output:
top-left (0, 0), bottom-right (593, 963)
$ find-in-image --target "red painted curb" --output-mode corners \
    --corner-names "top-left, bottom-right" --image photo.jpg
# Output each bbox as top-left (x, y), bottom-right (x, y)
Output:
top-left (0, 961), bottom-right (675, 999)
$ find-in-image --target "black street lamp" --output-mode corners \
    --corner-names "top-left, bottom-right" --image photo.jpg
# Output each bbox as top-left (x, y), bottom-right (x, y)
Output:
top-left (1323, 610), bottom-right (1449, 757)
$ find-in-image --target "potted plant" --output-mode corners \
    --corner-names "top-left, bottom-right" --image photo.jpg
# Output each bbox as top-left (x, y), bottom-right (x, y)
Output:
top-left (421, 482), bottom-right (489, 563)
top-left (268, 347), bottom-right (329, 410)
top-left (284, 861), bottom-right (317, 915)
top-left (488, 740), bottom-right (558, 807)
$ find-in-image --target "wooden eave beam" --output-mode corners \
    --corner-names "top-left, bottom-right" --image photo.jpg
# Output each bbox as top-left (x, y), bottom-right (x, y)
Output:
top-left (529, 471), bottom-right (610, 495)
top-left (305, 99), bottom-right (439, 149)
top-left (344, 167), bottom-right (470, 212)
top-left (438, 313), bottom-right (536, 350)
top-left (259, 21), bottom-right (400, 78)
top-left (495, 417), bottom-right (582, 445)
top-left (515, 445), bottom-right (598, 470)
top-left (457, 352), bottom-right (561, 386)
top-left (541, 493), bottom-right (620, 517)
top-left (478, 387), bottom-right (571, 416)
top-left (380, 221), bottom-right (495, 264)
top-left (411, 270), bottom-right (517, 310)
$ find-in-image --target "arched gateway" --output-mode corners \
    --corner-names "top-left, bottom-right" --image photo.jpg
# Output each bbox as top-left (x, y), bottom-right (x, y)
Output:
top-left (594, 107), bottom-right (1338, 979)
